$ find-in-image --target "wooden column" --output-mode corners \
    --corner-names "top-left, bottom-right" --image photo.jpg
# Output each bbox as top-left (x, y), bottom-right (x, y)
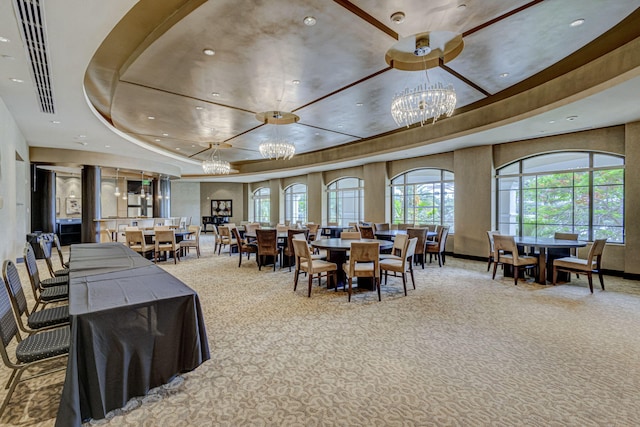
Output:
top-left (81, 166), bottom-right (101, 243)
top-left (30, 166), bottom-right (56, 233)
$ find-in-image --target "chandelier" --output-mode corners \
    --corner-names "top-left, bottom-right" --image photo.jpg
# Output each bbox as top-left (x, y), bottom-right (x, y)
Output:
top-left (258, 111), bottom-right (296, 160)
top-left (202, 146), bottom-right (230, 175)
top-left (389, 35), bottom-right (457, 127)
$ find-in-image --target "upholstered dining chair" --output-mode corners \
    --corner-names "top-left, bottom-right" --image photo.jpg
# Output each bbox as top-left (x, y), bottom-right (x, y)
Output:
top-left (3, 260), bottom-right (69, 334)
top-left (52, 234), bottom-right (69, 269)
top-left (374, 223), bottom-right (390, 232)
top-left (180, 225), bottom-right (202, 258)
top-left (380, 237), bottom-right (418, 296)
top-left (553, 239), bottom-right (607, 293)
top-left (217, 225), bottom-right (237, 256)
top-left (492, 235), bottom-right (538, 286)
top-left (0, 280), bottom-right (70, 417)
top-left (379, 233), bottom-right (408, 262)
top-left (22, 245), bottom-right (68, 312)
top-left (397, 223), bottom-right (414, 231)
top-left (358, 225), bottom-right (375, 239)
top-left (486, 230), bottom-right (500, 272)
top-left (343, 241), bottom-right (380, 302)
top-left (426, 226), bottom-right (450, 267)
top-left (306, 223), bottom-right (320, 241)
top-left (39, 238), bottom-right (69, 277)
top-left (340, 231), bottom-right (361, 239)
top-left (154, 230), bottom-right (180, 264)
top-left (292, 239), bottom-right (338, 297)
top-left (210, 225), bottom-right (221, 254)
top-left (406, 228), bottom-right (427, 269)
top-left (256, 229), bottom-right (280, 271)
top-left (283, 229), bottom-right (307, 271)
top-left (125, 230), bottom-right (155, 260)
top-left (232, 227), bottom-right (258, 268)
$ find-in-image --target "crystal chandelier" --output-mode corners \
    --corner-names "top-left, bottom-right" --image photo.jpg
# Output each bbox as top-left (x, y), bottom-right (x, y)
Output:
top-left (390, 36), bottom-right (457, 127)
top-left (202, 146), bottom-right (231, 175)
top-left (259, 115), bottom-right (295, 160)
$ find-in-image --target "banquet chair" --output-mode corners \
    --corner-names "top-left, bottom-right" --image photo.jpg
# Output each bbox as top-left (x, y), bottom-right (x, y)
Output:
top-left (232, 227), bottom-right (258, 268)
top-left (180, 225), bottom-right (202, 258)
top-left (358, 225), bottom-right (375, 239)
top-left (374, 223), bottom-right (389, 232)
top-left (426, 226), bottom-right (450, 267)
top-left (210, 225), bottom-right (221, 254)
top-left (292, 239), bottom-right (338, 297)
top-left (154, 230), bottom-right (180, 264)
top-left (552, 239), bottom-right (607, 293)
top-left (379, 233), bottom-right (408, 262)
top-left (406, 228), bottom-right (427, 269)
top-left (256, 229), bottom-right (280, 271)
top-left (39, 238), bottom-right (69, 277)
top-left (380, 237), bottom-right (417, 296)
top-left (52, 234), bottom-right (69, 269)
top-left (125, 230), bottom-right (155, 260)
top-left (217, 226), bottom-right (237, 256)
top-left (0, 283), bottom-right (70, 417)
top-left (343, 241), bottom-right (380, 302)
top-left (492, 235), bottom-right (538, 286)
top-left (486, 231), bottom-right (500, 272)
top-left (23, 246), bottom-right (68, 312)
top-left (3, 260), bottom-right (69, 334)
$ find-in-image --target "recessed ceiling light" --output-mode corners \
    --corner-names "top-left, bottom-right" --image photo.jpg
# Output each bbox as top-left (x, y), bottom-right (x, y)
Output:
top-left (155, 138), bottom-right (161, 142)
top-left (147, 116), bottom-right (155, 120)
top-left (548, 120), bottom-right (556, 124)
top-left (292, 80), bottom-right (301, 85)
top-left (0, 36), bottom-right (9, 43)
top-left (50, 120), bottom-right (61, 124)
top-left (303, 16), bottom-right (316, 26)
top-left (570, 18), bottom-right (585, 27)
top-left (315, 133), bottom-right (320, 136)
top-left (566, 115), bottom-right (578, 121)
top-left (78, 134), bottom-right (87, 138)
top-left (337, 125), bottom-right (343, 129)
top-left (390, 12), bottom-right (405, 24)
top-left (80, 142), bottom-right (88, 146)
top-left (457, 4), bottom-right (467, 9)
top-left (104, 145), bottom-right (110, 148)
top-left (499, 72), bottom-right (509, 78)
top-left (191, 144), bottom-right (196, 147)
top-left (202, 48), bottom-right (215, 56)
top-left (9, 78), bottom-right (23, 83)
top-left (211, 92), bottom-right (220, 97)
top-left (195, 106), bottom-right (204, 110)
top-left (356, 102), bottom-right (363, 107)
top-left (175, 147), bottom-right (181, 151)
top-left (162, 133), bottom-right (169, 137)
top-left (1, 54), bottom-right (15, 60)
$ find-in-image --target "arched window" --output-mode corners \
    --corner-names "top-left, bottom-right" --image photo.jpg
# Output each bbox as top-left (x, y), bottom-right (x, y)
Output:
top-left (284, 183), bottom-right (307, 225)
top-left (327, 177), bottom-right (364, 227)
top-left (496, 152), bottom-right (624, 243)
top-left (391, 169), bottom-right (454, 230)
top-left (253, 187), bottom-right (270, 224)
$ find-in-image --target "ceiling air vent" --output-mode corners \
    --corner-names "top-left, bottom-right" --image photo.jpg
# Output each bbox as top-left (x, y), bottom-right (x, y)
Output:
top-left (13, 0), bottom-right (55, 114)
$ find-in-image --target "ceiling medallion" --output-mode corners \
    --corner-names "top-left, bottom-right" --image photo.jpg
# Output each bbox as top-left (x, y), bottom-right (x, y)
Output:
top-left (386, 32), bottom-right (463, 127)
top-left (256, 111), bottom-right (299, 160)
top-left (202, 144), bottom-right (230, 175)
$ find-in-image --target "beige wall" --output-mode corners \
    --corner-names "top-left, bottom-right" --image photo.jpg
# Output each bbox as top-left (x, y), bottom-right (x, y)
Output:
top-left (624, 121), bottom-right (640, 275)
top-left (0, 97), bottom-right (30, 263)
top-left (363, 162), bottom-right (388, 224)
top-left (200, 182), bottom-right (245, 225)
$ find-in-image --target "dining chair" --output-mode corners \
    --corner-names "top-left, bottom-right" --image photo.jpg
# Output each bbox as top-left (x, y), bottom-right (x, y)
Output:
top-left (52, 234), bottom-right (69, 269)
top-left (39, 238), bottom-right (69, 277)
top-left (358, 225), bottom-right (375, 239)
top-left (380, 237), bottom-right (418, 296)
top-left (245, 222), bottom-right (261, 237)
top-left (486, 230), bottom-right (500, 272)
top-left (125, 230), bottom-right (155, 260)
top-left (379, 233), bottom-right (408, 262)
top-left (276, 224), bottom-right (289, 233)
top-left (374, 223), bottom-right (390, 232)
top-left (210, 225), bottom-right (221, 254)
top-left (306, 223), bottom-right (320, 241)
top-left (232, 227), bottom-right (258, 267)
top-left (154, 230), bottom-right (180, 264)
top-left (492, 235), bottom-right (538, 285)
top-left (256, 229), bottom-right (280, 271)
top-left (340, 231), bottom-right (361, 239)
top-left (292, 239), bottom-right (338, 297)
top-left (180, 225), bottom-right (202, 258)
top-left (426, 226), bottom-right (450, 267)
top-left (283, 229), bottom-right (305, 271)
top-left (552, 239), bottom-right (607, 293)
top-left (0, 281), bottom-right (70, 416)
top-left (23, 246), bottom-right (68, 312)
top-left (343, 241), bottom-right (381, 302)
top-left (153, 225), bottom-right (171, 231)
top-left (217, 226), bottom-right (237, 256)
top-left (3, 260), bottom-right (69, 334)
top-left (397, 223), bottom-right (414, 231)
top-left (406, 228), bottom-right (427, 269)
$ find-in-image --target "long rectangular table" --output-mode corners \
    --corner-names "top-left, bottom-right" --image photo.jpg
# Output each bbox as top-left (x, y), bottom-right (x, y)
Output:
top-left (56, 243), bottom-right (210, 427)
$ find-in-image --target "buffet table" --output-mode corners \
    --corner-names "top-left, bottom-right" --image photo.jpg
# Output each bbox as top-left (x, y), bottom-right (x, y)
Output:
top-left (55, 243), bottom-right (210, 426)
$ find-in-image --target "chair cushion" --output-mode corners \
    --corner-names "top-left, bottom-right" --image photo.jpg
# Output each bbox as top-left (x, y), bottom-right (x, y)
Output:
top-left (554, 257), bottom-right (596, 271)
top-left (27, 305), bottom-right (69, 329)
top-left (379, 254), bottom-right (402, 261)
top-left (54, 268), bottom-right (70, 276)
top-left (380, 259), bottom-right (403, 271)
top-left (40, 285), bottom-right (69, 301)
top-left (343, 262), bottom-right (376, 277)
top-left (307, 260), bottom-right (338, 274)
top-left (41, 275), bottom-right (69, 288)
top-left (16, 326), bottom-right (70, 363)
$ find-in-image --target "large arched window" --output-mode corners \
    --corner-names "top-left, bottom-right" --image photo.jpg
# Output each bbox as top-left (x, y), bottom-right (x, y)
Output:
top-left (253, 187), bottom-right (270, 224)
top-left (284, 183), bottom-right (307, 225)
top-left (391, 169), bottom-right (454, 230)
top-left (327, 177), bottom-right (364, 226)
top-left (496, 152), bottom-right (624, 243)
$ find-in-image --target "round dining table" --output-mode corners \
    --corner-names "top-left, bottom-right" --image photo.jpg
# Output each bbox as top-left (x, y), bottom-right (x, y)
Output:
top-left (311, 238), bottom-right (393, 290)
top-left (374, 229), bottom-right (437, 240)
top-left (513, 236), bottom-right (587, 284)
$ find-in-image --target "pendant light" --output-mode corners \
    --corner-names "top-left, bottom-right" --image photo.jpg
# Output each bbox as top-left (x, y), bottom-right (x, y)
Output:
top-left (114, 168), bottom-right (121, 197)
top-left (140, 171), bottom-right (146, 199)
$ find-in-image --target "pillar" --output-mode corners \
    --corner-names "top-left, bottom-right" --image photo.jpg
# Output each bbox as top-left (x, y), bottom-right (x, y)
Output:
top-left (81, 165), bottom-right (101, 243)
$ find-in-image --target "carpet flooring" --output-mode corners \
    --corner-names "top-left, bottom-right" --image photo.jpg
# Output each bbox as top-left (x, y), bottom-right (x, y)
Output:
top-left (2, 235), bottom-right (640, 426)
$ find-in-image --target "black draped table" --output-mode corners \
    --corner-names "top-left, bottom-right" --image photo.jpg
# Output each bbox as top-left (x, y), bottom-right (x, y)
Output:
top-left (56, 243), bottom-right (210, 427)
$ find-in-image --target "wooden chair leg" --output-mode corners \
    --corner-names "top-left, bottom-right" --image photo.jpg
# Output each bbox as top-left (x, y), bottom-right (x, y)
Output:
top-left (401, 273), bottom-right (407, 296)
top-left (598, 271), bottom-right (605, 290)
top-left (293, 268), bottom-right (299, 292)
top-left (552, 267), bottom-right (557, 285)
top-left (492, 263), bottom-right (499, 280)
top-left (514, 266), bottom-right (519, 286)
top-left (410, 267), bottom-right (416, 289)
top-left (587, 273), bottom-right (593, 293)
top-left (376, 277), bottom-right (381, 301)
top-left (348, 278), bottom-right (353, 302)
top-left (308, 273), bottom-right (313, 297)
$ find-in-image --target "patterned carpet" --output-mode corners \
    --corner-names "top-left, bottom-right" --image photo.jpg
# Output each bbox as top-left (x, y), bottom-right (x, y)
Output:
top-left (2, 236), bottom-right (640, 426)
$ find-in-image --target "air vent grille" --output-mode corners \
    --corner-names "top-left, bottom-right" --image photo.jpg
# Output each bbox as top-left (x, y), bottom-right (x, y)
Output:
top-left (14, 0), bottom-right (55, 114)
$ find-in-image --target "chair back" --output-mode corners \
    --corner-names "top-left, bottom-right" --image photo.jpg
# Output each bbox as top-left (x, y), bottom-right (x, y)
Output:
top-left (390, 233), bottom-right (408, 257)
top-left (155, 230), bottom-right (176, 247)
top-left (306, 223), bottom-right (320, 240)
top-left (218, 226), bottom-right (231, 241)
top-left (397, 223), bottom-right (414, 230)
top-left (374, 223), bottom-right (389, 232)
top-left (231, 227), bottom-right (245, 246)
top-left (404, 237), bottom-right (418, 270)
top-left (292, 238), bottom-right (312, 269)
top-left (245, 223), bottom-right (261, 235)
top-left (487, 231), bottom-right (500, 257)
top-left (437, 226), bottom-right (450, 251)
top-left (154, 226), bottom-right (170, 231)
top-left (587, 239), bottom-right (607, 266)
top-left (226, 223), bottom-right (236, 229)
top-left (493, 234), bottom-right (519, 263)
top-left (554, 232), bottom-right (578, 256)
top-left (125, 226), bottom-right (139, 231)
top-left (276, 224), bottom-right (289, 233)
top-left (23, 245), bottom-right (44, 292)
top-left (0, 275), bottom-right (20, 349)
top-left (256, 229), bottom-right (279, 256)
top-left (125, 230), bottom-right (145, 247)
top-left (2, 260), bottom-right (29, 320)
top-left (188, 225), bottom-right (201, 242)
top-left (358, 225), bottom-right (375, 239)
top-left (52, 234), bottom-right (66, 268)
top-left (406, 228), bottom-right (426, 256)
top-left (348, 242), bottom-right (380, 278)
top-left (340, 231), bottom-right (361, 239)
top-left (38, 238), bottom-right (57, 277)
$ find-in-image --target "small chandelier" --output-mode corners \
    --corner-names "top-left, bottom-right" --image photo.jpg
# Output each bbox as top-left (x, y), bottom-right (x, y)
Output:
top-left (202, 145), bottom-right (231, 175)
top-left (390, 36), bottom-right (457, 127)
top-left (259, 116), bottom-right (295, 160)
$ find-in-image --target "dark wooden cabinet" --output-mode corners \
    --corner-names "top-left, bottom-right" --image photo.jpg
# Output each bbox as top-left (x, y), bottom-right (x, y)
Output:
top-left (57, 219), bottom-right (82, 245)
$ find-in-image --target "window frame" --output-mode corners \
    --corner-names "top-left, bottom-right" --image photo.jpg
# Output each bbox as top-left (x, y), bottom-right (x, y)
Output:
top-left (252, 187), bottom-right (271, 224)
top-left (326, 177), bottom-right (364, 227)
top-left (284, 183), bottom-right (307, 225)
